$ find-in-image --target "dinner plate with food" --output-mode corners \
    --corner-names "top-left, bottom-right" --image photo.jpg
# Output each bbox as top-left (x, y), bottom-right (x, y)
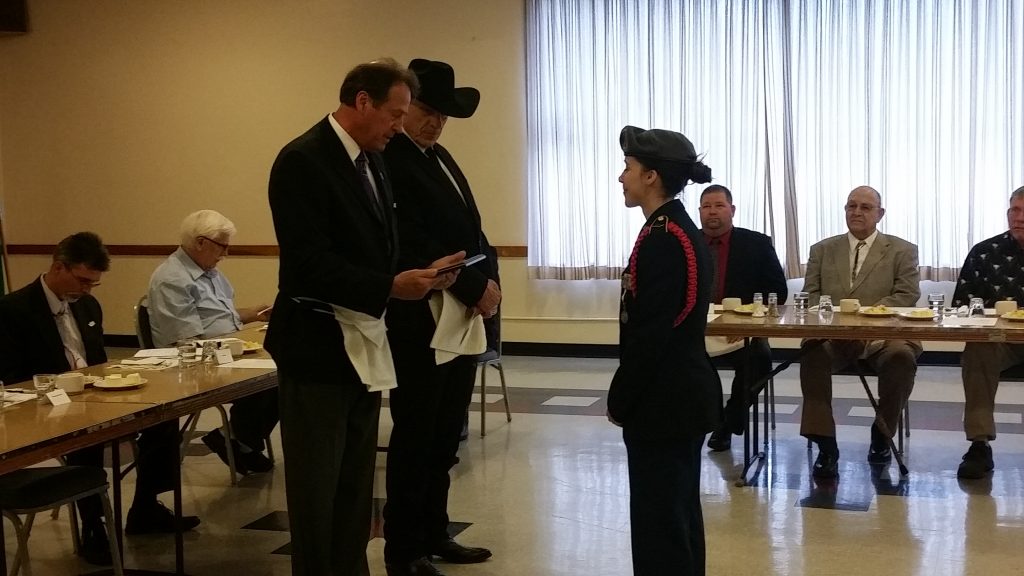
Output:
top-left (242, 341), bottom-right (263, 354)
top-left (858, 305), bottom-right (898, 317)
top-left (1002, 310), bottom-right (1024, 322)
top-left (94, 373), bottom-right (148, 390)
top-left (899, 309), bottom-right (936, 320)
top-left (731, 304), bottom-right (756, 315)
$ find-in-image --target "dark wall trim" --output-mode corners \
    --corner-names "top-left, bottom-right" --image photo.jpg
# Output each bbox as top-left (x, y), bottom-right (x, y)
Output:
top-left (8, 244), bottom-right (527, 258)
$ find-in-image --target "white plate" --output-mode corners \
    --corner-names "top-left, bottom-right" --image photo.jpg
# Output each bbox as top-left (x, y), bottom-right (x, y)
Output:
top-left (242, 342), bottom-right (263, 354)
top-left (858, 308), bottom-right (897, 317)
top-left (899, 310), bottom-right (936, 321)
top-left (1002, 312), bottom-right (1024, 323)
top-left (94, 378), bottom-right (147, 390)
top-left (83, 375), bottom-right (103, 387)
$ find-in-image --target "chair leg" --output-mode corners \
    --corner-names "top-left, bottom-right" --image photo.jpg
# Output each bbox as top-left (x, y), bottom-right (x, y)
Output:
top-left (479, 363), bottom-right (487, 438)
top-left (99, 492), bottom-right (124, 576)
top-left (68, 504), bottom-right (80, 555)
top-left (769, 377), bottom-right (777, 430)
top-left (5, 510), bottom-right (30, 576)
top-left (265, 436), bottom-right (275, 463)
top-left (904, 402), bottom-right (911, 438)
top-left (496, 363), bottom-right (511, 423)
top-left (179, 412), bottom-right (200, 464)
top-left (216, 405), bottom-right (240, 485)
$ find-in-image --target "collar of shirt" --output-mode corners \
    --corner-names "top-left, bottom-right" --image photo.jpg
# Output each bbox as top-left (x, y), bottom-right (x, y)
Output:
top-left (40, 273), bottom-right (68, 315)
top-left (172, 247), bottom-right (213, 283)
top-left (848, 229), bottom-right (879, 253)
top-left (327, 113), bottom-right (362, 165)
top-left (703, 227), bottom-right (733, 249)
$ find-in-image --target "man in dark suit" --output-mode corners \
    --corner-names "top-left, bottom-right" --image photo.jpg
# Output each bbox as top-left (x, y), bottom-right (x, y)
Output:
top-left (699, 185), bottom-right (788, 451)
top-left (800, 186), bottom-right (920, 479)
top-left (0, 232), bottom-right (198, 566)
top-left (266, 59), bottom-right (461, 576)
top-left (381, 59), bottom-right (499, 576)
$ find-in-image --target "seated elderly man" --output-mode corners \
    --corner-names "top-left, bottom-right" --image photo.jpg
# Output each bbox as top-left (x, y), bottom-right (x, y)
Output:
top-left (800, 186), bottom-right (921, 480)
top-left (0, 232), bottom-right (199, 566)
top-left (148, 210), bottom-right (276, 474)
top-left (953, 185), bottom-right (1024, 479)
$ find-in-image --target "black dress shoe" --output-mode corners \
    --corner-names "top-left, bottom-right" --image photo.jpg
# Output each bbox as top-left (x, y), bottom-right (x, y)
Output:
top-left (202, 430), bottom-right (249, 475)
top-left (79, 524), bottom-right (113, 566)
top-left (125, 501), bottom-right (201, 535)
top-left (430, 539), bottom-right (493, 564)
top-left (386, 557), bottom-right (446, 576)
top-left (957, 441), bottom-right (994, 479)
top-left (707, 426), bottom-right (732, 452)
top-left (812, 450), bottom-right (840, 479)
top-left (239, 449), bottom-right (274, 473)
top-left (867, 442), bottom-right (892, 464)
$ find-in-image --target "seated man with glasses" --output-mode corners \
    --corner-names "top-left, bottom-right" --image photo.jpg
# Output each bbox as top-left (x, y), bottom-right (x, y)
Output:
top-left (147, 210), bottom-right (277, 474)
top-left (0, 232), bottom-right (200, 566)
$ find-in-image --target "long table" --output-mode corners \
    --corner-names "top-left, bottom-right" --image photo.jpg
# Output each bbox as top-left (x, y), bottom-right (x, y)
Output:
top-left (705, 307), bottom-right (1024, 485)
top-left (0, 325), bottom-right (277, 575)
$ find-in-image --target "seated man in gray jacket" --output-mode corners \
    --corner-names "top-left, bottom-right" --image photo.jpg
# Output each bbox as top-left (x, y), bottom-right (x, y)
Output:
top-left (799, 186), bottom-right (920, 480)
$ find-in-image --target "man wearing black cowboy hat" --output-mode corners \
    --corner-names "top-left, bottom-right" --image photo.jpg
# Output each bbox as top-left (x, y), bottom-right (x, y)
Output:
top-left (382, 58), bottom-right (500, 576)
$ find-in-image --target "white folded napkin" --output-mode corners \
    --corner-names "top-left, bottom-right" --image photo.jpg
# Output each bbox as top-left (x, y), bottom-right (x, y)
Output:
top-left (330, 305), bottom-right (397, 392)
top-left (428, 290), bottom-right (486, 365)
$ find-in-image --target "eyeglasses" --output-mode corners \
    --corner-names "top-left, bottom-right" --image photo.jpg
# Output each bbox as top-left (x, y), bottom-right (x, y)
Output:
top-left (199, 236), bottom-right (230, 253)
top-left (845, 203), bottom-right (879, 213)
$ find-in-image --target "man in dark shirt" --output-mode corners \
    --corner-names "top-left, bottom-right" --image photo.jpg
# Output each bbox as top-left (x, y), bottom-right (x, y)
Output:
top-left (953, 185), bottom-right (1024, 479)
top-left (699, 185), bottom-right (788, 451)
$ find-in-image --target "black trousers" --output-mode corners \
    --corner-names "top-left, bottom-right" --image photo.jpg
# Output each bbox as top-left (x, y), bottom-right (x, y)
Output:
top-left (383, 341), bottom-right (477, 564)
top-left (720, 337), bottom-right (772, 433)
top-left (65, 420), bottom-right (180, 525)
top-left (229, 388), bottom-right (279, 451)
top-left (625, 434), bottom-right (707, 576)
top-left (279, 372), bottom-right (380, 576)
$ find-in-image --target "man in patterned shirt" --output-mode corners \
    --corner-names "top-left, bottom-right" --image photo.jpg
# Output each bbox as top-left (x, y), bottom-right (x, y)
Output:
top-left (954, 185), bottom-right (1024, 479)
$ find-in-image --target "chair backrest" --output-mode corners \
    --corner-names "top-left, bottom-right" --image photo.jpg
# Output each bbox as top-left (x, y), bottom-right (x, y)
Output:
top-left (134, 296), bottom-right (155, 349)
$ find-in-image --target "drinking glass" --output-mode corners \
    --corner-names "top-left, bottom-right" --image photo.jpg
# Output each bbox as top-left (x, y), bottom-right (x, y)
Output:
top-left (794, 292), bottom-right (810, 317)
top-left (767, 292), bottom-right (780, 317)
top-left (819, 295), bottom-right (835, 323)
top-left (927, 293), bottom-right (945, 316)
top-left (178, 340), bottom-right (200, 370)
top-left (753, 292), bottom-right (764, 315)
top-left (33, 374), bottom-right (56, 397)
top-left (968, 297), bottom-right (985, 317)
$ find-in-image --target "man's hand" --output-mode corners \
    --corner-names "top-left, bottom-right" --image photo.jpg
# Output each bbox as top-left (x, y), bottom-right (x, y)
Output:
top-left (473, 279), bottom-right (502, 318)
top-left (239, 305), bottom-right (272, 324)
top-left (430, 251), bottom-right (466, 291)
top-left (391, 269), bottom-right (442, 300)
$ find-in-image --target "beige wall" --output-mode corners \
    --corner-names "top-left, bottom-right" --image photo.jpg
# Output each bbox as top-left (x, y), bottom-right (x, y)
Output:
top-left (0, 0), bottom-right (623, 342)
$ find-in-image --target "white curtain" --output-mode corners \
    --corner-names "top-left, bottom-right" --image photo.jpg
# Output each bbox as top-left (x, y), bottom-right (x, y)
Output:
top-left (526, 0), bottom-right (1024, 281)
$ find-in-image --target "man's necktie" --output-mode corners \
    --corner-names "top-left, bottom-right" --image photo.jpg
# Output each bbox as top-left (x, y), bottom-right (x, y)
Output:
top-left (709, 238), bottom-right (721, 302)
top-left (355, 152), bottom-right (383, 220)
top-left (852, 241), bottom-right (867, 284)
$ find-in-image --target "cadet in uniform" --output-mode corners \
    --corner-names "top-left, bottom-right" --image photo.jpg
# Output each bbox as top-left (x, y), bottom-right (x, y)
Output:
top-left (607, 125), bottom-right (721, 576)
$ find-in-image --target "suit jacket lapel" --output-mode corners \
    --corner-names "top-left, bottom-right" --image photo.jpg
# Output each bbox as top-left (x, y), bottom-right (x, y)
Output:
top-left (829, 238), bottom-right (851, 298)
top-left (434, 144), bottom-right (482, 228)
top-left (851, 235), bottom-right (889, 292)
top-left (28, 279), bottom-right (72, 371)
top-left (316, 120), bottom-right (387, 226)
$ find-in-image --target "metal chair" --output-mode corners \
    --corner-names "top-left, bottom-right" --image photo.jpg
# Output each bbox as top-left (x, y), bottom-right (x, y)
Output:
top-left (134, 296), bottom-right (265, 485)
top-left (476, 311), bottom-right (510, 437)
top-left (0, 466), bottom-right (122, 576)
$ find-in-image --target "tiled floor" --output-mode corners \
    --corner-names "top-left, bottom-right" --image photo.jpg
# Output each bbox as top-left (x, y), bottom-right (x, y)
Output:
top-left (8, 356), bottom-right (1024, 575)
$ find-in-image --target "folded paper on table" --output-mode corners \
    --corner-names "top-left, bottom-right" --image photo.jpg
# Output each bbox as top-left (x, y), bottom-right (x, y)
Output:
top-left (1, 391), bottom-right (39, 406)
top-left (121, 357), bottom-right (168, 366)
top-left (428, 290), bottom-right (486, 365)
top-left (134, 348), bottom-right (179, 358)
top-left (330, 304), bottom-right (396, 392)
top-left (218, 358), bottom-right (278, 369)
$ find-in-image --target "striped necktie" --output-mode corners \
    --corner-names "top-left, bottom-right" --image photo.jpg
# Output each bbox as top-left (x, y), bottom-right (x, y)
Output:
top-left (851, 241), bottom-right (867, 284)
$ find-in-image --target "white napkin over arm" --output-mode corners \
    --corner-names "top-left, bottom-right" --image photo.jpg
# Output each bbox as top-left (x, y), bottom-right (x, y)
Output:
top-left (428, 290), bottom-right (487, 365)
top-left (329, 304), bottom-right (397, 392)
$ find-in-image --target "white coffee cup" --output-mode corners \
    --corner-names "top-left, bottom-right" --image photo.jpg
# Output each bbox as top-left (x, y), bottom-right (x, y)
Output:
top-left (226, 340), bottom-right (245, 357)
top-left (722, 297), bottom-right (742, 311)
top-left (55, 372), bottom-right (86, 394)
top-left (995, 300), bottom-right (1018, 315)
top-left (839, 299), bottom-right (860, 313)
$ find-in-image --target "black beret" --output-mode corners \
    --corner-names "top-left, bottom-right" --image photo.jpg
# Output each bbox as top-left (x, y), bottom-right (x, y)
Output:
top-left (619, 125), bottom-right (697, 164)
